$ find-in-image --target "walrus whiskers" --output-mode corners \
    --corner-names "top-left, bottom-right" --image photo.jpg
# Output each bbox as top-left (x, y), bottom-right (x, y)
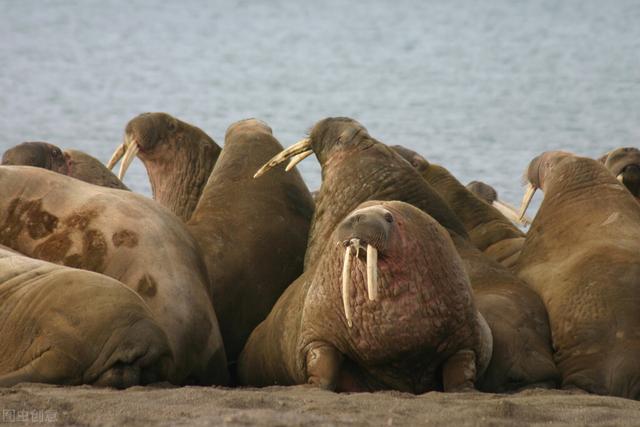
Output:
top-left (253, 138), bottom-right (312, 178)
top-left (366, 244), bottom-right (378, 301)
top-left (118, 142), bottom-right (140, 180)
top-left (106, 143), bottom-right (126, 170)
top-left (342, 245), bottom-right (353, 328)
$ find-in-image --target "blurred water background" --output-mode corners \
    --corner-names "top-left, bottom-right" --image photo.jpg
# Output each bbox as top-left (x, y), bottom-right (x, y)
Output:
top-left (1, 0), bottom-right (639, 215)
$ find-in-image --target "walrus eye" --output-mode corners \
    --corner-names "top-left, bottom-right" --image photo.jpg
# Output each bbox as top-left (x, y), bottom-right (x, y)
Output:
top-left (384, 212), bottom-right (394, 223)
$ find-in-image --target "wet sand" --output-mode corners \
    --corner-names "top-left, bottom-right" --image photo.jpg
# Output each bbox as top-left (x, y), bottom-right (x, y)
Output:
top-left (1, 384), bottom-right (639, 426)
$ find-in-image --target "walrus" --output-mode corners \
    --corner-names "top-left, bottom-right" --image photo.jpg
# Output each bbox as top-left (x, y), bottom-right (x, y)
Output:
top-left (390, 145), bottom-right (558, 391)
top-left (0, 165), bottom-right (227, 385)
top-left (238, 201), bottom-right (492, 393)
top-left (517, 150), bottom-right (640, 399)
top-left (254, 118), bottom-right (525, 390)
top-left (0, 245), bottom-right (172, 388)
top-left (390, 145), bottom-right (526, 269)
top-left (107, 112), bottom-right (221, 221)
top-left (186, 119), bottom-right (314, 366)
top-left (2, 142), bottom-right (129, 190)
top-left (601, 147), bottom-right (640, 201)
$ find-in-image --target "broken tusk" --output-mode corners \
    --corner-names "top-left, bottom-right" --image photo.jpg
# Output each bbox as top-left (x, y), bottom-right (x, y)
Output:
top-left (106, 143), bottom-right (126, 170)
top-left (519, 183), bottom-right (537, 222)
top-left (118, 143), bottom-right (140, 180)
top-left (617, 173), bottom-right (624, 183)
top-left (366, 244), bottom-right (378, 301)
top-left (285, 150), bottom-right (313, 172)
top-left (341, 245), bottom-right (353, 328)
top-left (254, 138), bottom-right (312, 178)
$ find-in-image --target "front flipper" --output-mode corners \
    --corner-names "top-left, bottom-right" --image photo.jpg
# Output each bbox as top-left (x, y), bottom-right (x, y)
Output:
top-left (305, 342), bottom-right (343, 390)
top-left (442, 349), bottom-right (477, 392)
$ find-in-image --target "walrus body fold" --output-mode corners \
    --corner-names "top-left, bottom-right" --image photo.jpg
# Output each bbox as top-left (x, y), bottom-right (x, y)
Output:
top-left (0, 246), bottom-right (172, 388)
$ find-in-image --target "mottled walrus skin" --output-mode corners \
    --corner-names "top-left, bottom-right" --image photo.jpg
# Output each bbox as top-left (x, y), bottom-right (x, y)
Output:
top-left (601, 147), bottom-right (640, 201)
top-left (2, 142), bottom-right (128, 190)
top-left (238, 201), bottom-right (491, 393)
top-left (517, 151), bottom-right (640, 399)
top-left (391, 145), bottom-right (558, 391)
top-left (0, 245), bottom-right (172, 388)
top-left (187, 119), bottom-right (314, 365)
top-left (0, 166), bottom-right (227, 386)
top-left (107, 112), bottom-right (221, 221)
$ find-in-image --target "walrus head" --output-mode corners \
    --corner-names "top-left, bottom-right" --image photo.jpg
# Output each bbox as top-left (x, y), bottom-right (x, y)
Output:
top-left (466, 180), bottom-right (531, 226)
top-left (106, 112), bottom-right (221, 221)
top-left (107, 112), bottom-right (220, 181)
top-left (519, 150), bottom-right (574, 220)
top-left (254, 117), bottom-right (373, 177)
top-left (2, 141), bottom-right (69, 175)
top-left (603, 147), bottom-right (640, 198)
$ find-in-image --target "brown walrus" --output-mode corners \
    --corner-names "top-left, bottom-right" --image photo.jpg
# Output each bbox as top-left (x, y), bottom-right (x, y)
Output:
top-left (0, 245), bottom-right (172, 388)
top-left (390, 145), bottom-right (558, 391)
top-left (0, 165), bottom-right (227, 386)
top-left (107, 112), bottom-right (221, 221)
top-left (187, 119), bottom-right (314, 366)
top-left (1, 142), bottom-right (129, 190)
top-left (253, 118), bottom-right (509, 391)
top-left (238, 201), bottom-right (492, 393)
top-left (517, 150), bottom-right (640, 399)
top-left (600, 147), bottom-right (640, 201)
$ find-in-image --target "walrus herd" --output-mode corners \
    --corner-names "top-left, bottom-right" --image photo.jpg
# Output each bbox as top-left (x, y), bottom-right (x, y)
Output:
top-left (1, 114), bottom-right (639, 401)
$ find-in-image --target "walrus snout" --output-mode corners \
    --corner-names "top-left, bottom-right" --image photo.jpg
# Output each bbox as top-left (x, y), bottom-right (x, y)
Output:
top-left (336, 207), bottom-right (394, 254)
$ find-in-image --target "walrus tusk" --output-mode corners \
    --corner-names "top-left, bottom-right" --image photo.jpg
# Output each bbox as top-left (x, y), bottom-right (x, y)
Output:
top-left (493, 199), bottom-right (532, 227)
top-left (617, 173), bottom-right (624, 183)
top-left (285, 150), bottom-right (313, 172)
top-left (366, 244), bottom-right (378, 301)
top-left (118, 143), bottom-right (140, 180)
top-left (341, 245), bottom-right (353, 328)
top-left (254, 138), bottom-right (312, 178)
top-left (106, 143), bottom-right (126, 170)
top-left (519, 183), bottom-right (537, 222)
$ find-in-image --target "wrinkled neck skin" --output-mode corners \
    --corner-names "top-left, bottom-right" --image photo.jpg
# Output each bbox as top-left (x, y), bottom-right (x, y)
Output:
top-left (422, 165), bottom-right (524, 251)
top-left (305, 144), bottom-right (468, 269)
top-left (301, 211), bottom-right (476, 392)
top-left (143, 139), bottom-right (220, 222)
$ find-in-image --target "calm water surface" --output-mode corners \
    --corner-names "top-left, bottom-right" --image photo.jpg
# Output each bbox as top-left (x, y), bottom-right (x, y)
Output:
top-left (1, 0), bottom-right (639, 214)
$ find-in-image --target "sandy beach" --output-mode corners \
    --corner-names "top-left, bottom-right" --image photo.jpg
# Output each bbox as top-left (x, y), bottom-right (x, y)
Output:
top-left (1, 384), bottom-right (639, 426)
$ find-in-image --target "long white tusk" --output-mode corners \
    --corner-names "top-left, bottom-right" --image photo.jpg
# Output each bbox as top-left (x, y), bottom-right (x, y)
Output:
top-left (617, 173), bottom-right (624, 183)
top-left (341, 245), bottom-right (353, 328)
top-left (106, 143), bottom-right (126, 170)
top-left (118, 143), bottom-right (140, 180)
top-left (254, 138), bottom-right (312, 178)
top-left (493, 199), bottom-right (532, 227)
top-left (366, 244), bottom-right (378, 301)
top-left (519, 183), bottom-right (537, 222)
top-left (285, 150), bottom-right (313, 172)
